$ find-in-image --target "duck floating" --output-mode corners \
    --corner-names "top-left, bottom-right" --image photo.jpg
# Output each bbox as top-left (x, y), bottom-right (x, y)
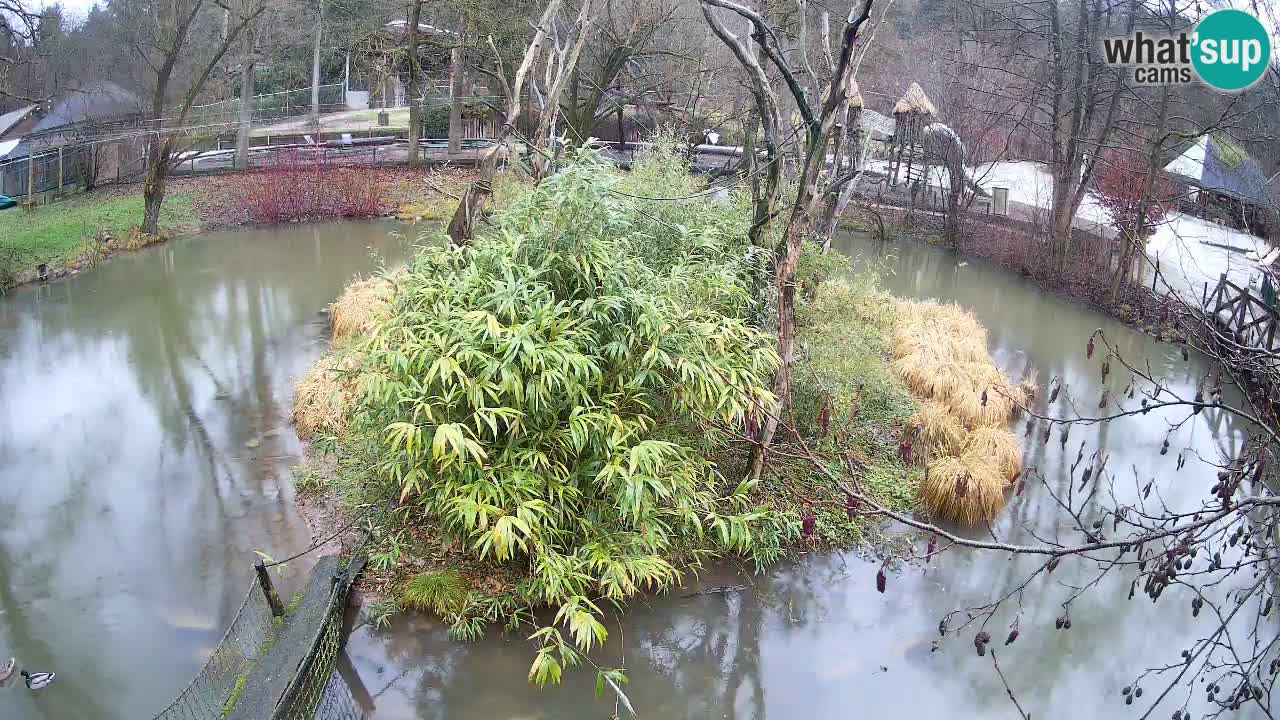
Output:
top-left (20, 670), bottom-right (55, 689)
top-left (0, 657), bottom-right (13, 683)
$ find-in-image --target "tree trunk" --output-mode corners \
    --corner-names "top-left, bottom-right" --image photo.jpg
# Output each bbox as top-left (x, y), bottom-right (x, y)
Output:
top-left (142, 136), bottom-right (170, 236)
top-left (747, 218), bottom-right (806, 482)
top-left (1109, 86), bottom-right (1171, 300)
top-left (406, 0), bottom-right (423, 166)
top-left (945, 167), bottom-right (964, 246)
top-left (234, 11), bottom-right (257, 171)
top-left (448, 44), bottom-right (464, 156)
top-left (1049, 171), bottom-right (1075, 260)
top-left (310, 0), bottom-right (323, 130)
top-left (447, 150), bottom-right (498, 243)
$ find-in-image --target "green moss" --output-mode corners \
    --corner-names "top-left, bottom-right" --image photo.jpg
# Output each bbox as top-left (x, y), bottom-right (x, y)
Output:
top-left (1211, 133), bottom-right (1248, 169)
top-left (222, 673), bottom-right (247, 718)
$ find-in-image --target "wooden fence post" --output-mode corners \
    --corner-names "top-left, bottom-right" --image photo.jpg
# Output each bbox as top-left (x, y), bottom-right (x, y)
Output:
top-left (255, 559), bottom-right (286, 617)
top-left (57, 147), bottom-right (64, 195)
top-left (27, 152), bottom-right (35, 202)
top-left (1237, 289), bottom-right (1251, 334)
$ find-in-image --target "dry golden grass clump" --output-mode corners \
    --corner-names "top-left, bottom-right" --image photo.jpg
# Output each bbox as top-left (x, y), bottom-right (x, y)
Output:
top-left (892, 299), bottom-right (1032, 525)
top-left (921, 455), bottom-right (1008, 527)
top-left (295, 270), bottom-right (402, 436)
top-left (293, 352), bottom-right (362, 437)
top-left (962, 426), bottom-right (1023, 480)
top-left (905, 401), bottom-right (967, 460)
top-left (330, 274), bottom-right (397, 342)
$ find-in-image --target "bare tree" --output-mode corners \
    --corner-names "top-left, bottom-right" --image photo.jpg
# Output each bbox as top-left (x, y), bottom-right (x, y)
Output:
top-left (234, 0), bottom-right (263, 170)
top-left (445, 0), bottom-right (597, 243)
top-left (959, 0), bottom-right (1128, 261)
top-left (309, 0), bottom-right (323, 129)
top-left (526, 0), bottom-right (598, 180)
top-left (558, 0), bottom-right (679, 145)
top-left (448, 42), bottom-right (463, 156)
top-left (115, 0), bottom-right (265, 234)
top-left (0, 1), bottom-right (47, 105)
top-left (700, 0), bottom-right (875, 481)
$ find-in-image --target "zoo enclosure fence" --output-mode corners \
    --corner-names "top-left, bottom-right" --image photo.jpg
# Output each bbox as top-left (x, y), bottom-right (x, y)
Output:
top-left (150, 556), bottom-right (368, 720)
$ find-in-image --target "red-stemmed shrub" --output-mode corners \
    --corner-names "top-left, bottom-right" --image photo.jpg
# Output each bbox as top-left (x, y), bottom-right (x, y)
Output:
top-left (1095, 146), bottom-right (1178, 240)
top-left (237, 149), bottom-right (386, 224)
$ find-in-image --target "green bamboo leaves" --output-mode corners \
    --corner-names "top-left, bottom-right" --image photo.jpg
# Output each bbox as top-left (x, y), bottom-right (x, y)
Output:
top-left (359, 147), bottom-right (795, 681)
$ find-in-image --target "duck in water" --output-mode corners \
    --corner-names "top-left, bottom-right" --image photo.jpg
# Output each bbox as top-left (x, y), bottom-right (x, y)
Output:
top-left (20, 670), bottom-right (55, 689)
top-left (0, 657), bottom-right (13, 684)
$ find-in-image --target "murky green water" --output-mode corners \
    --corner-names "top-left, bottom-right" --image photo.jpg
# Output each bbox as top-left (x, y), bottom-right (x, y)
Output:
top-left (0, 220), bottom-right (408, 720)
top-left (0, 223), bottom-right (1257, 719)
top-left (339, 232), bottom-right (1256, 719)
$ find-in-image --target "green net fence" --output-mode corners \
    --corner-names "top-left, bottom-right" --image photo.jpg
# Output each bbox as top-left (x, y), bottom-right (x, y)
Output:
top-left (150, 555), bottom-right (366, 720)
top-left (272, 558), bottom-right (366, 720)
top-left (151, 579), bottom-right (277, 720)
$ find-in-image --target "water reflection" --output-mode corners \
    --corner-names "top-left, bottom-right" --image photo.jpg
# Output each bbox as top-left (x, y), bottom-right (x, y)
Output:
top-left (344, 232), bottom-right (1255, 719)
top-left (0, 221), bottom-right (407, 720)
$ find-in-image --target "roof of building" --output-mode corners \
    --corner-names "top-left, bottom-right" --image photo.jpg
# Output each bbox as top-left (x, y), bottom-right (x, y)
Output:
top-left (862, 108), bottom-right (896, 138)
top-left (1163, 134), bottom-right (1268, 205)
top-left (0, 138), bottom-right (20, 159)
top-left (0, 105), bottom-right (37, 138)
top-left (847, 77), bottom-right (864, 109)
top-left (893, 82), bottom-right (937, 116)
top-left (31, 81), bottom-right (142, 134)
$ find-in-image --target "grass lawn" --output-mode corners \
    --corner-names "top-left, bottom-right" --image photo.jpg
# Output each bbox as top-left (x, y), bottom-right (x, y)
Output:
top-left (0, 190), bottom-right (197, 268)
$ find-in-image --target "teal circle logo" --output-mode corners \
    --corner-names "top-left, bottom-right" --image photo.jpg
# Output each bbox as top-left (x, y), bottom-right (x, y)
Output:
top-left (1192, 10), bottom-right (1271, 91)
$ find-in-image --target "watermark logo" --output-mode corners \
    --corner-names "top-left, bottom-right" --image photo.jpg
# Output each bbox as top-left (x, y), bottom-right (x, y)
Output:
top-left (1103, 9), bottom-right (1272, 91)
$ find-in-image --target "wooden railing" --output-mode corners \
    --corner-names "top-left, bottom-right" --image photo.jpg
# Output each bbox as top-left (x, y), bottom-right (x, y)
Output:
top-left (1204, 273), bottom-right (1280, 351)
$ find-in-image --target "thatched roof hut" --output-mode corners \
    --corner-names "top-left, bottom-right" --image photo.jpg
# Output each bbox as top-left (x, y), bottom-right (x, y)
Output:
top-left (847, 76), bottom-right (864, 109)
top-left (893, 82), bottom-right (937, 116)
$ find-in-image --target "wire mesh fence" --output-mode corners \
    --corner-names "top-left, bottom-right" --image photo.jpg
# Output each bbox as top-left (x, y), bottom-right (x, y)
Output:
top-left (183, 85), bottom-right (348, 129)
top-left (150, 554), bottom-right (366, 720)
top-left (273, 564), bottom-right (361, 720)
top-left (151, 579), bottom-right (277, 720)
top-left (312, 670), bottom-right (367, 720)
top-left (0, 146), bottom-right (94, 200)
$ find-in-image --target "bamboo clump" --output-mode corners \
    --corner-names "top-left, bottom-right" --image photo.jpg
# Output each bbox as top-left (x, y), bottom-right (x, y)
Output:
top-left (892, 299), bottom-right (1032, 525)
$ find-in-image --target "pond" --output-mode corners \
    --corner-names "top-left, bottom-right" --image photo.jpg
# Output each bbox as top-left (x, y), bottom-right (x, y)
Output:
top-left (340, 231), bottom-right (1254, 719)
top-left (0, 222), bottom-right (1255, 719)
top-left (0, 220), bottom-right (409, 720)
